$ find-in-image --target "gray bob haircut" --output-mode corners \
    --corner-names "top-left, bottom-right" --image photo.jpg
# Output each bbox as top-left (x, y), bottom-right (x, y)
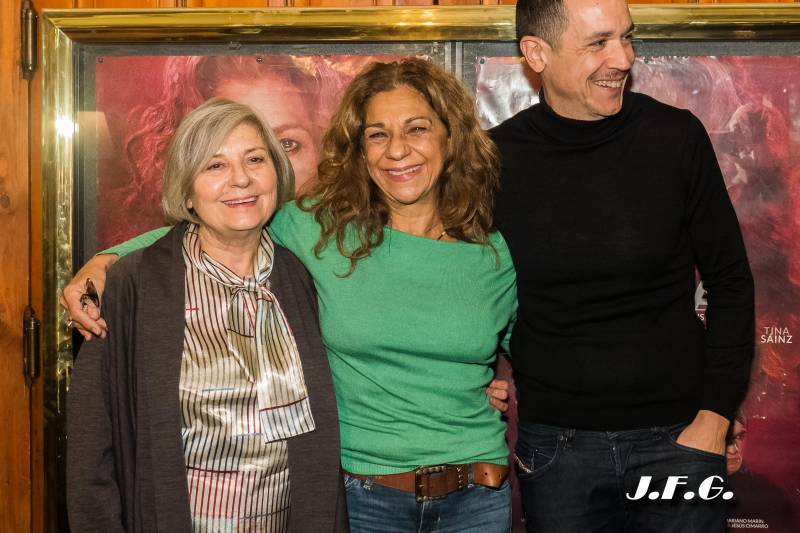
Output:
top-left (162, 98), bottom-right (295, 225)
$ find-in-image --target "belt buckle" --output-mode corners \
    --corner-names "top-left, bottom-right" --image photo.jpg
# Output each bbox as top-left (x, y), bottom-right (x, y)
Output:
top-left (415, 465), bottom-right (446, 502)
top-left (415, 464), bottom-right (467, 502)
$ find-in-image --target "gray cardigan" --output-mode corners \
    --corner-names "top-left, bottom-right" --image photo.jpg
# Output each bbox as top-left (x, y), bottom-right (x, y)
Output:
top-left (67, 222), bottom-right (348, 532)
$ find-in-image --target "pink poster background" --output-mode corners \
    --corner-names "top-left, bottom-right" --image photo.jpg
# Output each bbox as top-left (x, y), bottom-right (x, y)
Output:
top-left (93, 54), bottom-right (403, 250)
top-left (477, 55), bottom-right (800, 532)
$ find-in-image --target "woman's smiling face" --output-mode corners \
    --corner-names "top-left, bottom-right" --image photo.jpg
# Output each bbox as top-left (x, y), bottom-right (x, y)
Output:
top-left (187, 122), bottom-right (278, 242)
top-left (362, 85), bottom-right (448, 215)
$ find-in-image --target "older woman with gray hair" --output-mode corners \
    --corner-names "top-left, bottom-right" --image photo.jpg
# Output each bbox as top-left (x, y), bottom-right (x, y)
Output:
top-left (66, 99), bottom-right (347, 533)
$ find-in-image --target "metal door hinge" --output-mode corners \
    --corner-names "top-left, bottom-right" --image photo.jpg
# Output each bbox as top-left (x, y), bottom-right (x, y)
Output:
top-left (23, 306), bottom-right (41, 387)
top-left (21, 1), bottom-right (38, 81)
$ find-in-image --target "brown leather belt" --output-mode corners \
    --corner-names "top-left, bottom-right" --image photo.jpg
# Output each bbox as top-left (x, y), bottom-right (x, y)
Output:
top-left (345, 463), bottom-right (508, 502)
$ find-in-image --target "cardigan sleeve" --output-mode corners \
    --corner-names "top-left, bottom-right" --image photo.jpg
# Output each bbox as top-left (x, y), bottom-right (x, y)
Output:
top-left (66, 275), bottom-right (127, 532)
top-left (684, 114), bottom-right (755, 420)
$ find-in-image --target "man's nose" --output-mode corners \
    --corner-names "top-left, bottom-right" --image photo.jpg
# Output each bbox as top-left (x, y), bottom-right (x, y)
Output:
top-left (607, 38), bottom-right (634, 73)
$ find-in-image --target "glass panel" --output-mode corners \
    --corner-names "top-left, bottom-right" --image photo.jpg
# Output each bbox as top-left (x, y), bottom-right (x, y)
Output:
top-left (74, 42), bottom-right (446, 263)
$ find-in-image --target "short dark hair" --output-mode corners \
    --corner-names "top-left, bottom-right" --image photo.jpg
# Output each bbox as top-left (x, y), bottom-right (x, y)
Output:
top-left (516, 0), bottom-right (569, 46)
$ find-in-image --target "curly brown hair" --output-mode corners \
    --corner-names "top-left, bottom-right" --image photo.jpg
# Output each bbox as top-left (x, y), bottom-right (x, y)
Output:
top-left (299, 58), bottom-right (500, 274)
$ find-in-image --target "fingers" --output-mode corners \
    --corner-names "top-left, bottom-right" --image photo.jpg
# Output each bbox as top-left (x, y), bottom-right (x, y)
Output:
top-left (487, 379), bottom-right (510, 399)
top-left (86, 304), bottom-right (101, 320)
top-left (489, 397), bottom-right (509, 413)
top-left (75, 317), bottom-right (107, 341)
top-left (68, 307), bottom-right (107, 338)
top-left (488, 378), bottom-right (510, 391)
top-left (76, 325), bottom-right (95, 342)
top-left (488, 388), bottom-right (509, 401)
top-left (58, 292), bottom-right (70, 313)
top-left (485, 378), bottom-right (511, 413)
top-left (97, 318), bottom-right (108, 339)
top-left (59, 279), bottom-right (107, 338)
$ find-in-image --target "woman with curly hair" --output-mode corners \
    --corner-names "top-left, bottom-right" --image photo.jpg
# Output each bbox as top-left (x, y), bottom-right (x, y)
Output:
top-left (63, 58), bottom-right (516, 532)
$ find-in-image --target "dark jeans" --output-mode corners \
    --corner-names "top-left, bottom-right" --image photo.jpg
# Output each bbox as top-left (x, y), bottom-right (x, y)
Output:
top-left (344, 473), bottom-right (512, 533)
top-left (515, 422), bottom-right (728, 533)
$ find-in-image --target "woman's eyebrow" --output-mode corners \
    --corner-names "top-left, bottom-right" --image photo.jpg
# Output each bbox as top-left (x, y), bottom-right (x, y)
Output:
top-left (365, 116), bottom-right (432, 129)
top-left (273, 123), bottom-right (311, 134)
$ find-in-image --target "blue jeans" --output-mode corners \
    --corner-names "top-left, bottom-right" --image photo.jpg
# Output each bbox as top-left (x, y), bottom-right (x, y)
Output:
top-left (344, 473), bottom-right (512, 533)
top-left (515, 422), bottom-right (728, 533)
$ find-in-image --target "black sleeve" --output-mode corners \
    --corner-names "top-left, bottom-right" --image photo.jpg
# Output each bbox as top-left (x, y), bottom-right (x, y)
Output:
top-left (66, 277), bottom-right (127, 532)
top-left (684, 114), bottom-right (755, 420)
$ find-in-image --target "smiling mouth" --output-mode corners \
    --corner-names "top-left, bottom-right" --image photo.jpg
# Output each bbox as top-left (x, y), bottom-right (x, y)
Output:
top-left (593, 77), bottom-right (627, 89)
top-left (384, 165), bottom-right (422, 180)
top-left (223, 196), bottom-right (257, 207)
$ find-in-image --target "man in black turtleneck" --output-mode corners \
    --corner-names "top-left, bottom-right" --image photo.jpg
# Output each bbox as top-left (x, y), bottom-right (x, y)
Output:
top-left (491, 0), bottom-right (754, 531)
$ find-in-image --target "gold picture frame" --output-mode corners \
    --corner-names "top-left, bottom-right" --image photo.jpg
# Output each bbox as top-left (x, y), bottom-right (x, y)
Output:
top-left (41, 5), bottom-right (800, 530)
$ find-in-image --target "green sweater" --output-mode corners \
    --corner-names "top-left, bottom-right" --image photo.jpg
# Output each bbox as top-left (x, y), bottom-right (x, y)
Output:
top-left (105, 201), bottom-right (517, 474)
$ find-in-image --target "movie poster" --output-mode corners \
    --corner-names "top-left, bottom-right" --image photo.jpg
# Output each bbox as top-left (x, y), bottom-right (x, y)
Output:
top-left (477, 55), bottom-right (800, 532)
top-left (91, 54), bottom-right (403, 250)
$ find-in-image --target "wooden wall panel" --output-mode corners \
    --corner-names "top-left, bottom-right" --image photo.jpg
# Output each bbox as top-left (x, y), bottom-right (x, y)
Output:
top-left (0, 0), bottom-right (32, 531)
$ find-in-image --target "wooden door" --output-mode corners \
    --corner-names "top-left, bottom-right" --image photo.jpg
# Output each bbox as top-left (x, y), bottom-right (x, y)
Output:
top-left (0, 0), bottom-right (34, 531)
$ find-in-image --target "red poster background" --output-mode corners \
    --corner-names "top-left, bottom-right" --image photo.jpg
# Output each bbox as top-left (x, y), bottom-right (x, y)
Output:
top-left (93, 54), bottom-right (402, 249)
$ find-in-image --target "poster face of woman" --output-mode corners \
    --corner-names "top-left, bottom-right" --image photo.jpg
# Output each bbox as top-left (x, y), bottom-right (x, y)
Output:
top-left (476, 54), bottom-right (800, 532)
top-left (92, 54), bottom-right (403, 250)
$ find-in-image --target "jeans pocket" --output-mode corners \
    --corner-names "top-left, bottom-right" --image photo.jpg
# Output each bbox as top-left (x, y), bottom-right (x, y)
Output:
top-left (514, 424), bottom-right (565, 480)
top-left (663, 424), bottom-right (726, 461)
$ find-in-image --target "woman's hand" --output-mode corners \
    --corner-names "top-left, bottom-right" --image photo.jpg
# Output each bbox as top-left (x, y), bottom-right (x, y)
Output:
top-left (59, 254), bottom-right (118, 341)
top-left (486, 379), bottom-right (510, 413)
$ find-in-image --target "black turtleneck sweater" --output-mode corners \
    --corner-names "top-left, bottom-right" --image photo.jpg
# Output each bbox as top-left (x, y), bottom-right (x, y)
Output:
top-left (491, 91), bottom-right (754, 430)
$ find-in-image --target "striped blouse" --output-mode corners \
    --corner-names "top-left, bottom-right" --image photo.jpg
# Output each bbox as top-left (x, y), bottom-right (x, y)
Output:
top-left (180, 225), bottom-right (307, 532)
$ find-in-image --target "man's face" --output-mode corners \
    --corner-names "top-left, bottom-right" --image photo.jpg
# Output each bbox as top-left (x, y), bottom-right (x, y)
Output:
top-left (536, 0), bottom-right (635, 121)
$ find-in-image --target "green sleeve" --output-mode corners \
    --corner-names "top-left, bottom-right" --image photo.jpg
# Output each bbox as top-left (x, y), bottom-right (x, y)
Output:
top-left (270, 201), bottom-right (353, 279)
top-left (268, 206), bottom-right (292, 249)
top-left (268, 201), bottom-right (316, 258)
top-left (500, 314), bottom-right (516, 356)
top-left (101, 226), bottom-right (170, 257)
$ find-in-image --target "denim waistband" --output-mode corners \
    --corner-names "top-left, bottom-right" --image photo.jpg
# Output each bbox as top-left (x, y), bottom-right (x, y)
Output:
top-left (518, 421), bottom-right (690, 442)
